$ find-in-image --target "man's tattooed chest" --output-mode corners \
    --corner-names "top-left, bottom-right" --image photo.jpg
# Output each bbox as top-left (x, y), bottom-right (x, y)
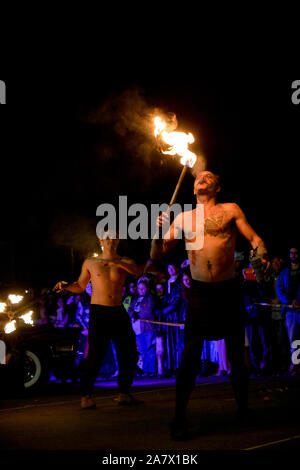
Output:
top-left (204, 212), bottom-right (233, 238)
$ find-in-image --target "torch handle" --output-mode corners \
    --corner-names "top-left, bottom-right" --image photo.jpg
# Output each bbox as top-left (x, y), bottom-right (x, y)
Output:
top-left (152, 164), bottom-right (189, 240)
top-left (168, 164), bottom-right (189, 207)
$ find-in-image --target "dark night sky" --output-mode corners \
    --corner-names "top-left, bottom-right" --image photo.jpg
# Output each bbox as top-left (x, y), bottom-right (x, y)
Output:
top-left (0, 75), bottom-right (299, 288)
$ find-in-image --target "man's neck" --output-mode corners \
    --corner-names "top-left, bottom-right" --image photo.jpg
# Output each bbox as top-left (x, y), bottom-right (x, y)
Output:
top-left (101, 248), bottom-right (117, 259)
top-left (196, 194), bottom-right (217, 207)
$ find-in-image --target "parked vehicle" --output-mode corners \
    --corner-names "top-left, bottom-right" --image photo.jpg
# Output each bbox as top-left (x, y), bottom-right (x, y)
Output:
top-left (0, 313), bottom-right (81, 394)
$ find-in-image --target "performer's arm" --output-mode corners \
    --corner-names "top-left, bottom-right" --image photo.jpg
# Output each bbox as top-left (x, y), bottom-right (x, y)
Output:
top-left (115, 258), bottom-right (145, 277)
top-left (233, 203), bottom-right (267, 258)
top-left (150, 213), bottom-right (181, 260)
top-left (53, 260), bottom-right (91, 294)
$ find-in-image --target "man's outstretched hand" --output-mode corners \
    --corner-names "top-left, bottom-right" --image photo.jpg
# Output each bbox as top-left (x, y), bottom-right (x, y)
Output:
top-left (53, 281), bottom-right (69, 293)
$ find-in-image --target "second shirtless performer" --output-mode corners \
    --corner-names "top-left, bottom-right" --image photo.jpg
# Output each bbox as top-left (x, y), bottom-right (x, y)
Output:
top-left (54, 231), bottom-right (144, 409)
top-left (151, 170), bottom-right (268, 440)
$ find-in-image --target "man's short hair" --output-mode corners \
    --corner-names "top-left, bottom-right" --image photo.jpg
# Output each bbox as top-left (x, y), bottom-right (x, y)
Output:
top-left (137, 276), bottom-right (149, 286)
top-left (98, 229), bottom-right (119, 239)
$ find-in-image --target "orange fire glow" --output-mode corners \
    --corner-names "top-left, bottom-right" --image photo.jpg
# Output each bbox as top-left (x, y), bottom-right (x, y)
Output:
top-left (154, 116), bottom-right (197, 168)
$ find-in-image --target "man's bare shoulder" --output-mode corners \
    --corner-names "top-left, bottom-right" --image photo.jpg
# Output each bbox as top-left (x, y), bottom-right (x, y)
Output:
top-left (83, 258), bottom-right (97, 269)
top-left (120, 256), bottom-right (135, 264)
top-left (217, 202), bottom-right (241, 216)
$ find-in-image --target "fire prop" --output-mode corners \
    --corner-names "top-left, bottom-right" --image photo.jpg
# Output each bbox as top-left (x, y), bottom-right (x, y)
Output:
top-left (8, 294), bottom-right (24, 304)
top-left (154, 116), bottom-right (197, 207)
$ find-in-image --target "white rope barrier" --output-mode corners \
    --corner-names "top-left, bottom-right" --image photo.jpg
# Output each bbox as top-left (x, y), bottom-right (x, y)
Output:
top-left (255, 303), bottom-right (300, 309)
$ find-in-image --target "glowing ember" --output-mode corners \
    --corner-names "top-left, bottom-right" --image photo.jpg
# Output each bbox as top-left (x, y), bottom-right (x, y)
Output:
top-left (154, 116), bottom-right (197, 168)
top-left (20, 311), bottom-right (34, 325)
top-left (93, 253), bottom-right (99, 257)
top-left (8, 294), bottom-right (24, 304)
top-left (0, 302), bottom-right (7, 313)
top-left (4, 320), bottom-right (16, 334)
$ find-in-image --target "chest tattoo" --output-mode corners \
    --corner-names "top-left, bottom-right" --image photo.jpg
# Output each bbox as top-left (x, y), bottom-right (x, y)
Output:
top-left (204, 214), bottom-right (231, 238)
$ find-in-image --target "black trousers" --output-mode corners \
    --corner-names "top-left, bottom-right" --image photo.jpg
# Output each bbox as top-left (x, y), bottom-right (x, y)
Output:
top-left (80, 304), bottom-right (138, 396)
top-left (175, 279), bottom-right (249, 420)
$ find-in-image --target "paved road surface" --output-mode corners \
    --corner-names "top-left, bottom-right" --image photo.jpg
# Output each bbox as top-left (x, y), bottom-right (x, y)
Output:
top-left (1, 375), bottom-right (299, 464)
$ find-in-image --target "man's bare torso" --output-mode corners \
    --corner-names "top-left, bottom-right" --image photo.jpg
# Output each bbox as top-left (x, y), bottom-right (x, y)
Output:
top-left (186, 203), bottom-right (237, 282)
top-left (86, 256), bottom-right (128, 306)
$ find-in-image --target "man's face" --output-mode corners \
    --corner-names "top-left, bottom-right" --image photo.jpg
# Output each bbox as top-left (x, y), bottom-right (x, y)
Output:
top-left (129, 283), bottom-right (136, 295)
top-left (272, 257), bottom-right (283, 272)
top-left (289, 248), bottom-right (299, 264)
top-left (156, 284), bottom-right (164, 296)
top-left (182, 274), bottom-right (191, 289)
top-left (168, 264), bottom-right (178, 277)
top-left (137, 283), bottom-right (147, 296)
top-left (194, 171), bottom-right (220, 196)
top-left (99, 237), bottom-right (120, 251)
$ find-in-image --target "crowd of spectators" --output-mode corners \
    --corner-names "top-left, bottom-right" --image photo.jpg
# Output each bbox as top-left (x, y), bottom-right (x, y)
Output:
top-left (33, 246), bottom-right (300, 379)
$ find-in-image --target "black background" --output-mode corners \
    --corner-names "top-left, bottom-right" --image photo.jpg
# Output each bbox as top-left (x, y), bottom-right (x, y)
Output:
top-left (0, 74), bottom-right (299, 288)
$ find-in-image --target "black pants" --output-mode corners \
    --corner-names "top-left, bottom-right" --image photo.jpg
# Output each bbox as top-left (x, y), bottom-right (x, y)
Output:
top-left (175, 279), bottom-right (249, 420)
top-left (80, 304), bottom-right (138, 396)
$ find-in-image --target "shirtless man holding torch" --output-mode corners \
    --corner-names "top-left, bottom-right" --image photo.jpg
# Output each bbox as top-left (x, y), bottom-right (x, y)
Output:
top-left (54, 232), bottom-right (144, 409)
top-left (151, 170), bottom-right (268, 439)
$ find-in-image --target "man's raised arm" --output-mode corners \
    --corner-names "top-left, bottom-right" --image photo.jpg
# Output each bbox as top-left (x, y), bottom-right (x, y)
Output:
top-left (53, 259), bottom-right (91, 294)
top-left (116, 258), bottom-right (145, 277)
top-left (150, 212), bottom-right (181, 260)
top-left (232, 203), bottom-right (267, 257)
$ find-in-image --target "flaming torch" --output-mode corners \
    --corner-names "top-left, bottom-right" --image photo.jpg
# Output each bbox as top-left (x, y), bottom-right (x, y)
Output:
top-left (154, 116), bottom-right (197, 207)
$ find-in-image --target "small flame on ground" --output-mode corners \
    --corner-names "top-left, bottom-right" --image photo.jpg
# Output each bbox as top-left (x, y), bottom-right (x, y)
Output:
top-left (0, 302), bottom-right (7, 313)
top-left (154, 116), bottom-right (197, 168)
top-left (93, 253), bottom-right (99, 257)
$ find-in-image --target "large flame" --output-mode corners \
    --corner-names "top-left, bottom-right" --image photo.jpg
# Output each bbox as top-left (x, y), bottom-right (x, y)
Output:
top-left (154, 116), bottom-right (197, 168)
top-left (8, 294), bottom-right (24, 304)
top-left (4, 320), bottom-right (16, 334)
top-left (20, 311), bottom-right (34, 325)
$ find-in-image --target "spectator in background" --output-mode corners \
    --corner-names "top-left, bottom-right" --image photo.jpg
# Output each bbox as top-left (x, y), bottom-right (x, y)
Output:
top-left (216, 339), bottom-right (231, 376)
top-left (243, 272), bottom-right (273, 376)
top-left (128, 278), bottom-right (156, 376)
top-left (129, 281), bottom-right (137, 296)
top-left (262, 256), bottom-right (290, 374)
top-left (154, 282), bottom-right (166, 378)
top-left (234, 251), bottom-right (245, 282)
top-left (50, 297), bottom-right (68, 327)
top-left (64, 295), bottom-right (84, 328)
top-left (122, 281), bottom-right (137, 312)
top-left (178, 269), bottom-right (191, 367)
top-left (277, 247), bottom-right (300, 375)
top-left (45, 293), bottom-right (57, 325)
top-left (160, 262), bottom-right (182, 375)
top-left (211, 255), bottom-right (245, 377)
